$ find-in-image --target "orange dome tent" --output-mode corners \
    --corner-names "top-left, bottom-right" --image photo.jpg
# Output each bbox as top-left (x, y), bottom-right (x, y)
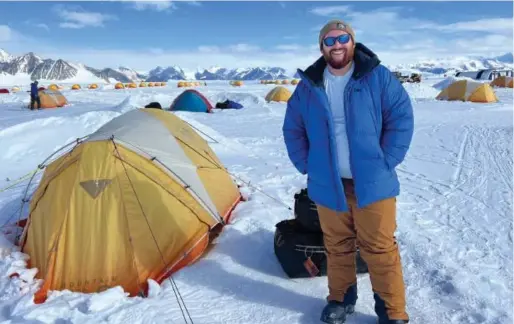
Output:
top-left (436, 80), bottom-right (498, 103)
top-left (265, 86), bottom-right (292, 102)
top-left (17, 108), bottom-right (242, 303)
top-left (490, 76), bottom-right (513, 88)
top-left (26, 89), bottom-right (68, 109)
top-left (115, 83), bottom-right (125, 89)
top-left (71, 84), bottom-right (81, 90)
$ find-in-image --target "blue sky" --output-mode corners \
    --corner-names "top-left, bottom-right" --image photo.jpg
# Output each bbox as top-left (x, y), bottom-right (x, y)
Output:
top-left (0, 1), bottom-right (512, 72)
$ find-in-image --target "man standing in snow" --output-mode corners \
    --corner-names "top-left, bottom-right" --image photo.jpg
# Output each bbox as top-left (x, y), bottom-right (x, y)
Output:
top-left (282, 19), bottom-right (413, 324)
top-left (30, 81), bottom-right (41, 110)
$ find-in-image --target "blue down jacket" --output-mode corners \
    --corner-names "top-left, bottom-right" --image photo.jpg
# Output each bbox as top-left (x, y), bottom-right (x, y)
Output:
top-left (282, 43), bottom-right (414, 212)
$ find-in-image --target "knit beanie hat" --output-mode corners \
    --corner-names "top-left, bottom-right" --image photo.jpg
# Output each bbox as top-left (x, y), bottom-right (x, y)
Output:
top-left (318, 19), bottom-right (356, 47)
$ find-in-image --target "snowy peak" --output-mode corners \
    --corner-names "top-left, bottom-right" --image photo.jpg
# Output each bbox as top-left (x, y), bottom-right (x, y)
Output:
top-left (31, 59), bottom-right (78, 81)
top-left (146, 66), bottom-right (187, 82)
top-left (494, 52), bottom-right (513, 63)
top-left (0, 47), bottom-right (512, 83)
top-left (117, 66), bottom-right (147, 82)
top-left (4, 52), bottom-right (44, 75)
top-left (390, 52), bottom-right (513, 75)
top-left (0, 49), bottom-right (12, 63)
top-left (194, 66), bottom-right (289, 80)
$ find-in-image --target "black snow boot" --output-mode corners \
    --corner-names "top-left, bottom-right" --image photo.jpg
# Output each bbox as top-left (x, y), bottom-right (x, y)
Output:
top-left (374, 293), bottom-right (409, 324)
top-left (320, 284), bottom-right (357, 324)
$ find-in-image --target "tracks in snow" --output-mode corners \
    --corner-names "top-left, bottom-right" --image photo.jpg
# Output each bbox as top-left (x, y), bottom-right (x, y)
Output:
top-left (398, 125), bottom-right (513, 324)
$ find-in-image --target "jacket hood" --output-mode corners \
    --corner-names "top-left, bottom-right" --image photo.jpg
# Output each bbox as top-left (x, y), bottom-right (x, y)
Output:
top-left (300, 43), bottom-right (381, 86)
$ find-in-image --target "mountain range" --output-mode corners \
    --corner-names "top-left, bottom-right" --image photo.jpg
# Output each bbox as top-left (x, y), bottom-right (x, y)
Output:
top-left (0, 48), bottom-right (512, 84)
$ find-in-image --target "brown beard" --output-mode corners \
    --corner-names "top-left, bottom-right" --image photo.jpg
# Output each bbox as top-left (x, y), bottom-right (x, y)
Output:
top-left (323, 46), bottom-right (354, 70)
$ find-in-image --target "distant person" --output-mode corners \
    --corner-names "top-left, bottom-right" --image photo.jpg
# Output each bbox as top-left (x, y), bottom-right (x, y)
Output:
top-left (144, 102), bottom-right (162, 109)
top-left (282, 19), bottom-right (414, 324)
top-left (30, 81), bottom-right (41, 110)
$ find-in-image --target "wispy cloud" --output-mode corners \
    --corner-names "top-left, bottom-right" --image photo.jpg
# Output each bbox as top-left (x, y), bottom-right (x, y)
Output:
top-left (307, 5), bottom-right (512, 64)
top-left (186, 1), bottom-right (202, 6)
top-left (24, 20), bottom-right (50, 32)
top-left (54, 5), bottom-right (117, 29)
top-left (0, 25), bottom-right (12, 42)
top-left (309, 5), bottom-right (351, 16)
top-left (275, 44), bottom-right (304, 51)
top-left (228, 43), bottom-right (260, 52)
top-left (434, 18), bottom-right (513, 34)
top-left (130, 0), bottom-right (176, 12)
top-left (197, 44), bottom-right (261, 54)
top-left (198, 45), bottom-right (221, 53)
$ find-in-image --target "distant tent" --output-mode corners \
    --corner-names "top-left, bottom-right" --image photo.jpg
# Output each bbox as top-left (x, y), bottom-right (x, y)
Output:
top-left (148, 82), bottom-right (155, 87)
top-left (27, 89), bottom-right (68, 109)
top-left (11, 87), bottom-right (20, 92)
top-left (291, 79), bottom-right (299, 85)
top-left (71, 84), bottom-right (81, 90)
top-left (169, 89), bottom-right (213, 113)
top-left (145, 101), bottom-right (162, 109)
top-left (139, 82), bottom-right (147, 87)
top-left (89, 84), bottom-right (98, 89)
top-left (215, 99), bottom-right (243, 109)
top-left (177, 81), bottom-right (186, 87)
top-left (231, 81), bottom-right (243, 86)
top-left (281, 79), bottom-right (290, 84)
top-left (128, 83), bottom-right (137, 88)
top-left (436, 80), bottom-right (498, 103)
top-left (48, 84), bottom-right (59, 91)
top-left (18, 108), bottom-right (242, 303)
top-left (490, 76), bottom-right (513, 88)
top-left (0, 88), bottom-right (9, 94)
top-left (265, 86), bottom-right (292, 103)
top-left (115, 83), bottom-right (125, 89)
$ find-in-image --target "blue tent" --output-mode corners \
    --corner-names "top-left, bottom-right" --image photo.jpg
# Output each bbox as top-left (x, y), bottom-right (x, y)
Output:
top-left (215, 99), bottom-right (243, 109)
top-left (169, 90), bottom-right (212, 113)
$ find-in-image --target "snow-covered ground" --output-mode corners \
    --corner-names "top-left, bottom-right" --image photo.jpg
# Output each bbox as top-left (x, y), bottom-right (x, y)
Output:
top-left (0, 79), bottom-right (511, 324)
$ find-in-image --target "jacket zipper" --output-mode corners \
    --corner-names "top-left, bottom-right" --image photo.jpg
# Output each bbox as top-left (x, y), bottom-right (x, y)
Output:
top-left (317, 86), bottom-right (344, 211)
top-left (297, 69), bottom-right (348, 211)
top-left (343, 80), bottom-right (358, 206)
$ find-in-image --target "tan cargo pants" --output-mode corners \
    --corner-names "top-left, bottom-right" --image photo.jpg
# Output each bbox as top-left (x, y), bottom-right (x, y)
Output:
top-left (316, 179), bottom-right (409, 321)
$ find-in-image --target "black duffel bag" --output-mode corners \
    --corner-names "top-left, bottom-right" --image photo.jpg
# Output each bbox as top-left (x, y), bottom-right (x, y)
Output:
top-left (274, 219), bottom-right (369, 278)
top-left (294, 188), bottom-right (322, 232)
top-left (274, 219), bottom-right (327, 278)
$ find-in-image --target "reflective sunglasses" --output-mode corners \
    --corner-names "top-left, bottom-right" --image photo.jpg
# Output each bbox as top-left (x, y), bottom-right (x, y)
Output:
top-left (323, 34), bottom-right (351, 47)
